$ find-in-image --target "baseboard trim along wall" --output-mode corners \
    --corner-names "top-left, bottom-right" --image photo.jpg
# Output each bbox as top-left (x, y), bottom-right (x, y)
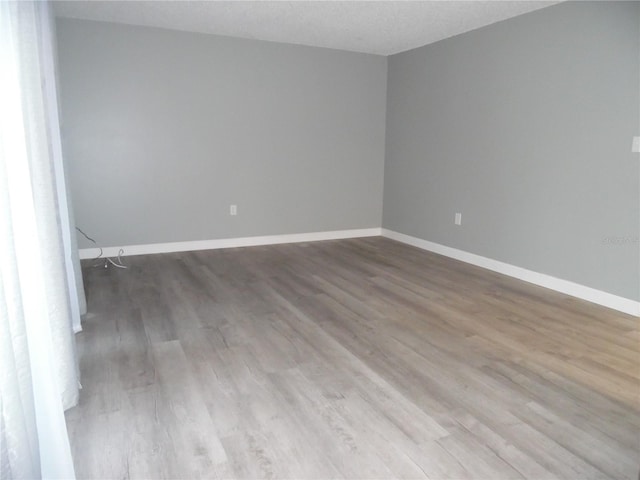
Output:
top-left (79, 226), bottom-right (638, 317)
top-left (79, 228), bottom-right (382, 260)
top-left (381, 229), bottom-right (640, 317)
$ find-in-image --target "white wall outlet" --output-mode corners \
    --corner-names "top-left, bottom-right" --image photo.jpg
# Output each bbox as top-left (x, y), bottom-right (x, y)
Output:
top-left (455, 212), bottom-right (462, 225)
top-left (632, 136), bottom-right (640, 153)
top-left (230, 204), bottom-right (237, 216)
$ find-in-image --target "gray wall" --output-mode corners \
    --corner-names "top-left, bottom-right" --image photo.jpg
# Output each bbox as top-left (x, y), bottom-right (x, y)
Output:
top-left (383, 1), bottom-right (639, 301)
top-left (57, 19), bottom-right (387, 248)
top-left (59, 3), bottom-right (639, 301)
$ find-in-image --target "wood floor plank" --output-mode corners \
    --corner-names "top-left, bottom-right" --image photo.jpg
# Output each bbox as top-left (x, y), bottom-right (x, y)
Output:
top-left (452, 412), bottom-right (557, 480)
top-left (517, 401), bottom-right (637, 479)
top-left (150, 340), bottom-right (227, 476)
top-left (69, 237), bottom-right (640, 479)
top-left (437, 429), bottom-right (525, 480)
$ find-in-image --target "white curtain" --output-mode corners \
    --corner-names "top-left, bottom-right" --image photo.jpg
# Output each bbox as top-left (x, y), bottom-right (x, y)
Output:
top-left (40, 0), bottom-right (87, 329)
top-left (0, 1), bottom-right (80, 478)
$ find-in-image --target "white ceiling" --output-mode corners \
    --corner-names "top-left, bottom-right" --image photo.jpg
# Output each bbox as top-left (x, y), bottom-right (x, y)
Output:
top-left (53, 1), bottom-right (559, 56)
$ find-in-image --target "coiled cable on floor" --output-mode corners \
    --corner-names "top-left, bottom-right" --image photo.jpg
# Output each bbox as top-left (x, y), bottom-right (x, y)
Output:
top-left (76, 227), bottom-right (127, 269)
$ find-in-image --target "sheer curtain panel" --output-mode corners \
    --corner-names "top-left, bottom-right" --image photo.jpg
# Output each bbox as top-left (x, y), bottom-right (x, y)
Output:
top-left (0, 1), bottom-right (80, 478)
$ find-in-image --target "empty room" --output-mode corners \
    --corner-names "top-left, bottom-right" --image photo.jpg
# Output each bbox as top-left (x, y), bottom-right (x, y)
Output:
top-left (1, 0), bottom-right (638, 479)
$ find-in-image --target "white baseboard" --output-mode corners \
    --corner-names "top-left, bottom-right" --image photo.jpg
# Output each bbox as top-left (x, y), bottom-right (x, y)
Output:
top-left (381, 229), bottom-right (640, 317)
top-left (79, 228), bottom-right (382, 260)
top-left (78, 226), bottom-right (638, 316)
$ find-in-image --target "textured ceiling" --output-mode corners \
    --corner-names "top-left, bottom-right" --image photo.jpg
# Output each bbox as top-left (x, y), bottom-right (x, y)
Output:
top-left (53, 1), bottom-right (559, 56)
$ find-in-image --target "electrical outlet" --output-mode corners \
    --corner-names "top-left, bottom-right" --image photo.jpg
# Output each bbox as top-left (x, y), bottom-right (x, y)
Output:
top-left (230, 205), bottom-right (237, 216)
top-left (633, 136), bottom-right (640, 153)
top-left (455, 212), bottom-right (462, 225)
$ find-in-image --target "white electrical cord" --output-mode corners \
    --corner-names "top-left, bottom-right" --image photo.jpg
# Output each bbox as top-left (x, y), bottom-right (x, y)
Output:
top-left (75, 227), bottom-right (127, 269)
top-left (106, 249), bottom-right (127, 269)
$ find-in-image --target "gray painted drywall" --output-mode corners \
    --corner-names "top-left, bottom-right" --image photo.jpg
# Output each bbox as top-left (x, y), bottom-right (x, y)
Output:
top-left (56, 19), bottom-right (387, 249)
top-left (383, 1), bottom-right (640, 301)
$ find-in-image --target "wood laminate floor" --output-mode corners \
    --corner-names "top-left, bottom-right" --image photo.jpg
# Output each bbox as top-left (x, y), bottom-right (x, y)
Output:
top-left (66, 237), bottom-right (640, 479)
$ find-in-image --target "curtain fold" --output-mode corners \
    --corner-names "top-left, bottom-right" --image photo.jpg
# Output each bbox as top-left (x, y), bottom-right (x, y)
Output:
top-left (13, 0), bottom-right (79, 412)
top-left (0, 1), bottom-right (79, 478)
top-left (41, 4), bottom-right (87, 327)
